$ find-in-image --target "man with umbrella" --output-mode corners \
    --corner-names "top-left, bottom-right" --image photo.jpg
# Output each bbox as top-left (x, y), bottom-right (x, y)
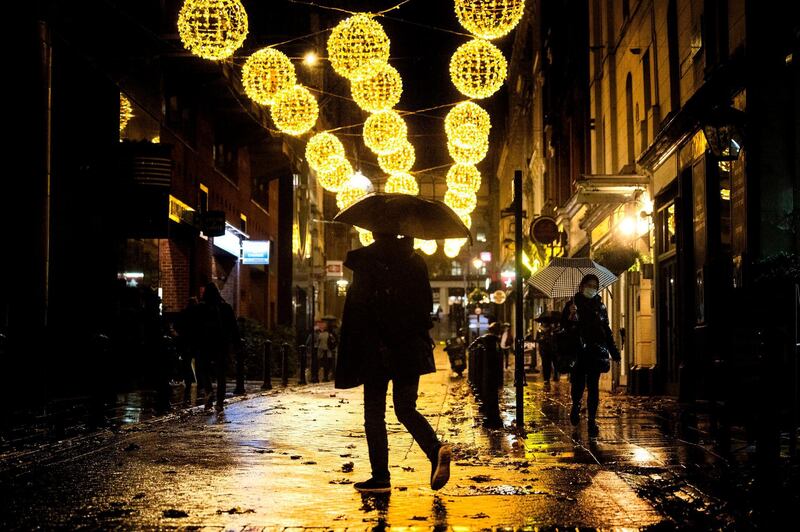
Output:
top-left (334, 194), bottom-right (470, 493)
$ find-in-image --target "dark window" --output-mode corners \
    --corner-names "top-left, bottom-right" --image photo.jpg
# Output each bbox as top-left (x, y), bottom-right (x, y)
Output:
top-left (252, 175), bottom-right (270, 212)
top-left (213, 142), bottom-right (237, 180)
top-left (667, 0), bottom-right (680, 113)
top-left (625, 73), bottom-right (635, 165)
top-left (622, 0), bottom-right (630, 20)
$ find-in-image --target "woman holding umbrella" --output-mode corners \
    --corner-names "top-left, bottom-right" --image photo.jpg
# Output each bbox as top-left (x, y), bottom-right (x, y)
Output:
top-left (561, 274), bottom-right (620, 437)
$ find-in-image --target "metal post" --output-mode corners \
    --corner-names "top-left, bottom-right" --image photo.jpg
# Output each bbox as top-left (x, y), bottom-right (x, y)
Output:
top-left (261, 339), bottom-right (272, 390)
top-left (298, 344), bottom-right (307, 385)
top-left (281, 342), bottom-right (290, 386)
top-left (513, 169), bottom-right (525, 428)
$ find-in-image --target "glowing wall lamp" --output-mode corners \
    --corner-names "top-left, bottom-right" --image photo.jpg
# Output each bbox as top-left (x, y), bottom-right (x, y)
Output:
top-left (702, 106), bottom-right (745, 161)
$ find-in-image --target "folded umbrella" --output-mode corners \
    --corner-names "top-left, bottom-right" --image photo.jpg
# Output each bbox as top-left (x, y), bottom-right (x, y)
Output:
top-left (526, 257), bottom-right (618, 299)
top-left (534, 310), bottom-right (563, 323)
top-left (333, 193), bottom-right (472, 242)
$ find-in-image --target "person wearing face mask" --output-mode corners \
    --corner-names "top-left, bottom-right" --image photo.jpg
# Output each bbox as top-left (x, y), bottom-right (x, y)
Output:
top-left (561, 274), bottom-right (620, 437)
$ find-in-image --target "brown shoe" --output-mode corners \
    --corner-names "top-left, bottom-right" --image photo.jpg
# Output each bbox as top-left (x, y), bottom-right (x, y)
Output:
top-left (430, 444), bottom-right (452, 491)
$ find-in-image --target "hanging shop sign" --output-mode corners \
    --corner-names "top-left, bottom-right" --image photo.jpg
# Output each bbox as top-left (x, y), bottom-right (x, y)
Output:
top-left (529, 216), bottom-right (559, 245)
top-left (202, 210), bottom-right (226, 237)
top-left (326, 260), bottom-right (344, 278)
top-left (212, 230), bottom-right (241, 257)
top-left (241, 240), bottom-right (270, 265)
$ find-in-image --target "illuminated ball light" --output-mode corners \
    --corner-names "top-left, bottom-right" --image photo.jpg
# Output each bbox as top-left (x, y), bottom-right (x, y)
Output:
top-left (327, 14), bottom-right (390, 81)
top-left (459, 212), bottom-right (472, 228)
top-left (445, 101), bottom-right (491, 146)
top-left (317, 156), bottom-right (353, 192)
top-left (306, 132), bottom-right (345, 172)
top-left (450, 38), bottom-right (507, 99)
top-left (448, 137), bottom-right (489, 165)
top-left (415, 239), bottom-right (438, 255)
top-left (444, 238), bottom-right (467, 258)
top-left (378, 139), bottom-right (415, 173)
top-left (178, 0), bottom-right (249, 61)
top-left (446, 164), bottom-right (482, 192)
top-left (357, 227), bottom-right (374, 246)
top-left (384, 172), bottom-right (419, 195)
top-left (444, 186), bottom-right (477, 215)
top-left (120, 94), bottom-right (134, 132)
top-left (270, 85), bottom-right (319, 136)
top-left (241, 48), bottom-right (296, 105)
top-left (336, 172), bottom-right (374, 210)
top-left (363, 110), bottom-right (407, 155)
top-left (454, 0), bottom-right (526, 40)
top-left (351, 63), bottom-right (403, 113)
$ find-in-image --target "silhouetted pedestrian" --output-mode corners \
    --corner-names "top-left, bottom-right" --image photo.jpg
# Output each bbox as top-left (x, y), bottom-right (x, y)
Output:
top-left (193, 283), bottom-right (240, 413)
top-left (562, 274), bottom-right (620, 438)
top-left (336, 233), bottom-right (451, 494)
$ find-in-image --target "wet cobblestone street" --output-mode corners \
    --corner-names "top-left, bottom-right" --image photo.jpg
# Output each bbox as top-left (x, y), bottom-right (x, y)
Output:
top-left (0, 348), bottom-right (783, 530)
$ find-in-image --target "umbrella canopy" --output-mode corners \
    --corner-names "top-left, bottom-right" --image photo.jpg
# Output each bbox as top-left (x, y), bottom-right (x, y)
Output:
top-left (526, 257), bottom-right (618, 299)
top-left (534, 310), bottom-right (562, 323)
top-left (333, 193), bottom-right (472, 242)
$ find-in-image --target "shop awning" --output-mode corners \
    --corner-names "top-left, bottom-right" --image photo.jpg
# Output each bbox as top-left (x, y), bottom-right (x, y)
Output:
top-left (573, 174), bottom-right (649, 204)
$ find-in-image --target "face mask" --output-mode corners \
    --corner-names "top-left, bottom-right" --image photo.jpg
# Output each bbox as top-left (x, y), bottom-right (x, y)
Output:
top-left (582, 288), bottom-right (598, 299)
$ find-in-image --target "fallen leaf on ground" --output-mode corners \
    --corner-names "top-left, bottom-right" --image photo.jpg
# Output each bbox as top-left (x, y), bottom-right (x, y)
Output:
top-left (342, 462), bottom-right (354, 472)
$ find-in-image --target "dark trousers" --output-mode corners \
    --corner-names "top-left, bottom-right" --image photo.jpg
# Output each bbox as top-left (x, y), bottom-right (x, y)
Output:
top-left (197, 355), bottom-right (227, 407)
top-left (570, 370), bottom-right (600, 421)
top-left (541, 350), bottom-right (559, 382)
top-left (363, 374), bottom-right (440, 481)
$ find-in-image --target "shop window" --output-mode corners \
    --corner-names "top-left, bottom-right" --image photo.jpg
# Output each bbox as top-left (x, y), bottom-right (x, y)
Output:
top-left (451, 261), bottom-right (463, 276)
top-left (657, 202), bottom-right (676, 255)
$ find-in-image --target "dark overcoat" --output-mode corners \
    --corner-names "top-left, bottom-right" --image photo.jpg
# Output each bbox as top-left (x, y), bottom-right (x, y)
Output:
top-left (335, 236), bottom-right (436, 389)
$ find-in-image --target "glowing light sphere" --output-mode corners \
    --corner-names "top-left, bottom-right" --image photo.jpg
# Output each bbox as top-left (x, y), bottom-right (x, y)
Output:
top-left (241, 47), bottom-right (296, 105)
top-left (445, 101), bottom-right (491, 136)
top-left (459, 212), bottom-right (472, 228)
top-left (454, 0), bottom-right (526, 40)
top-left (446, 164), bottom-right (482, 192)
top-left (270, 85), bottom-right (319, 135)
top-left (449, 38), bottom-right (507, 99)
top-left (306, 132), bottom-right (345, 172)
top-left (377, 138), bottom-right (415, 173)
top-left (120, 94), bottom-right (134, 132)
top-left (177, 0), bottom-right (249, 61)
top-left (384, 172), bottom-right (419, 195)
top-left (363, 110), bottom-right (407, 155)
top-left (327, 14), bottom-right (391, 81)
top-left (351, 63), bottom-right (403, 112)
top-left (316, 156), bottom-right (353, 192)
top-left (415, 239), bottom-right (438, 255)
top-left (443, 238), bottom-right (466, 258)
top-left (448, 136), bottom-right (489, 164)
top-left (336, 171), bottom-right (374, 210)
top-left (444, 186), bottom-right (477, 215)
top-left (357, 227), bottom-right (375, 246)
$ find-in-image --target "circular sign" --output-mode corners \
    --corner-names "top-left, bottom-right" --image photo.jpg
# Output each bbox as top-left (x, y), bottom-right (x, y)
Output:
top-left (529, 216), bottom-right (559, 245)
top-left (490, 290), bottom-right (507, 304)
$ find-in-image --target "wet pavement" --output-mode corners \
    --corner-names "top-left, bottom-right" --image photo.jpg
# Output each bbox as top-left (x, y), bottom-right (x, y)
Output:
top-left (0, 348), bottom-right (793, 529)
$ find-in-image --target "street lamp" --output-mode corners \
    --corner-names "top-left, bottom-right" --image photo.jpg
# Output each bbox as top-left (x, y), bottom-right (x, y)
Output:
top-left (472, 257), bottom-right (484, 270)
top-left (303, 51), bottom-right (319, 67)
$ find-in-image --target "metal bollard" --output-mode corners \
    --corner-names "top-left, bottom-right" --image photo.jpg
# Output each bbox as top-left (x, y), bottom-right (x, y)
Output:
top-left (261, 339), bottom-right (272, 390)
top-left (310, 344), bottom-right (319, 383)
top-left (298, 344), bottom-right (307, 385)
top-left (281, 343), bottom-right (290, 387)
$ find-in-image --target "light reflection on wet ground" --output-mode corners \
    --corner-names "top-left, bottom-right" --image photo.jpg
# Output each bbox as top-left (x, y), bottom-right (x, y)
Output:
top-left (0, 349), bottom-right (744, 529)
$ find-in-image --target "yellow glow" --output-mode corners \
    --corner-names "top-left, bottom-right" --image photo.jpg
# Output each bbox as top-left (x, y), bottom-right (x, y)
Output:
top-left (303, 51), bottom-right (319, 66)
top-left (351, 62), bottom-right (403, 113)
top-left (177, 0), bottom-right (248, 61)
top-left (363, 110), bottom-right (407, 155)
top-left (415, 239), bottom-right (438, 255)
top-left (270, 85), bottom-right (319, 135)
top-left (151, 136), bottom-right (160, 143)
top-left (356, 227), bottom-right (374, 246)
top-left (446, 101), bottom-right (491, 137)
top-left (619, 216), bottom-right (637, 236)
top-left (119, 94), bottom-right (134, 132)
top-left (241, 48), bottom-right (297, 106)
top-left (305, 132), bottom-right (345, 172)
top-left (384, 172), bottom-right (419, 195)
top-left (449, 38), bottom-right (507, 99)
top-left (444, 186), bottom-right (477, 215)
top-left (336, 173), bottom-right (373, 210)
top-left (327, 14), bottom-right (390, 81)
top-left (720, 188), bottom-right (731, 201)
top-left (454, 0), bottom-right (526, 40)
top-left (460, 212), bottom-right (472, 228)
top-left (448, 137), bottom-right (489, 164)
top-left (444, 237), bottom-right (469, 257)
top-left (377, 138), bottom-right (415, 173)
top-left (446, 163), bottom-right (482, 192)
top-left (316, 156), bottom-right (353, 192)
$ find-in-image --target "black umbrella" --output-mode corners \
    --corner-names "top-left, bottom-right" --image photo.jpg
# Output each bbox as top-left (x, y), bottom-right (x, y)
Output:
top-left (333, 193), bottom-right (472, 242)
top-left (534, 310), bottom-right (562, 323)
